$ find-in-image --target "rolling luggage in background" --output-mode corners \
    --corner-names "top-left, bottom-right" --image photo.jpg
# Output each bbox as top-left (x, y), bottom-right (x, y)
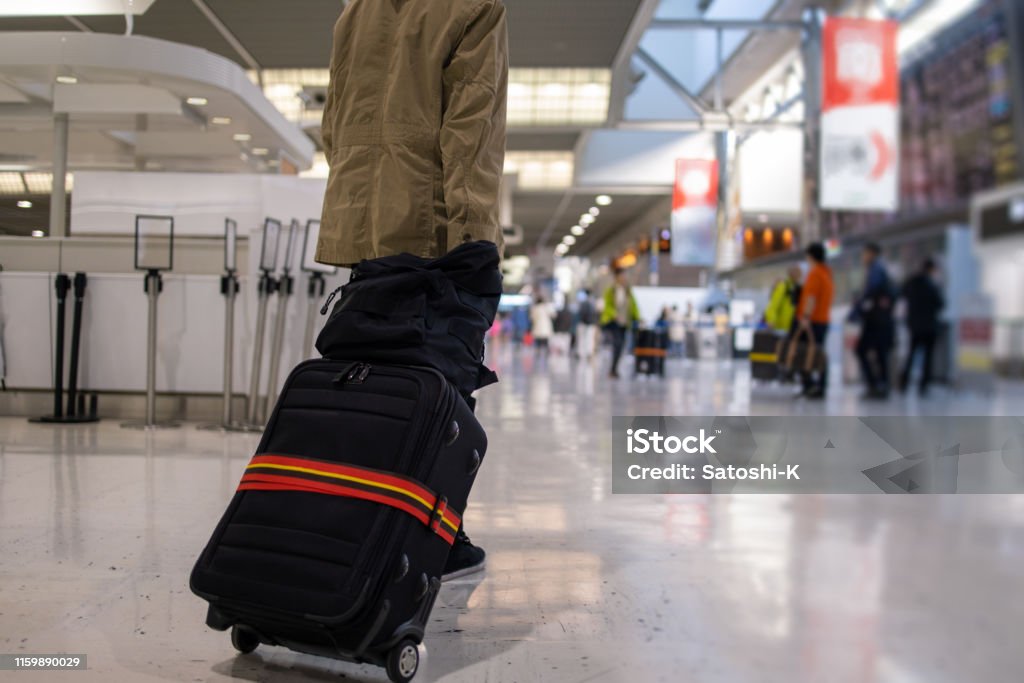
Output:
top-left (190, 359), bottom-right (487, 683)
top-left (750, 330), bottom-right (783, 381)
top-left (634, 328), bottom-right (668, 377)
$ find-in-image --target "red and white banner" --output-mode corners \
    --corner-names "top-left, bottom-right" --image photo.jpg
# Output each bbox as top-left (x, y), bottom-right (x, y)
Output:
top-left (670, 158), bottom-right (719, 266)
top-left (820, 18), bottom-right (899, 212)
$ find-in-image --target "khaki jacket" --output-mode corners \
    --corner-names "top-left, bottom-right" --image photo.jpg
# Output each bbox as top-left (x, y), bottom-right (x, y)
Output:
top-left (316, 0), bottom-right (508, 266)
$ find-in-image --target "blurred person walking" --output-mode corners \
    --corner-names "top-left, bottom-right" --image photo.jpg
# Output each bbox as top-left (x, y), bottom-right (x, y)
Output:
top-left (601, 269), bottom-right (641, 379)
top-left (794, 243), bottom-right (834, 399)
top-left (668, 305), bottom-right (686, 358)
top-left (899, 258), bottom-right (944, 397)
top-left (552, 304), bottom-right (573, 356)
top-left (850, 243), bottom-right (896, 399)
top-left (764, 266), bottom-right (802, 334)
top-left (576, 290), bottom-right (599, 361)
top-left (530, 295), bottom-right (555, 357)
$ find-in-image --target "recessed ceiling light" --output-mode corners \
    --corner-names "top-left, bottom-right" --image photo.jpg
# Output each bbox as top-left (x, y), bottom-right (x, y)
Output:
top-left (233, 133), bottom-right (252, 142)
top-left (186, 97), bottom-right (208, 106)
top-left (589, 207), bottom-right (600, 216)
top-left (570, 225), bottom-right (584, 236)
top-left (31, 229), bottom-right (45, 238)
top-left (580, 214), bottom-right (595, 225)
top-left (56, 75), bottom-right (77, 84)
top-left (17, 200), bottom-right (32, 208)
top-left (211, 116), bottom-right (232, 125)
top-left (563, 235), bottom-right (577, 246)
top-left (252, 147), bottom-right (269, 156)
top-left (596, 195), bottom-right (612, 206)
top-left (555, 244), bottom-right (569, 255)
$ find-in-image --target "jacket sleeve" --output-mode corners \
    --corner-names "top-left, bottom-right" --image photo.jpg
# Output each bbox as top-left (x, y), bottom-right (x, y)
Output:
top-left (321, 14), bottom-right (343, 165)
top-left (440, 0), bottom-right (509, 253)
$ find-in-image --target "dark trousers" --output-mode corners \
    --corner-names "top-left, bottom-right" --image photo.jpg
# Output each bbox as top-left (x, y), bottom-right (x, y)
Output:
top-left (900, 330), bottom-right (936, 392)
top-left (607, 324), bottom-right (626, 375)
top-left (800, 323), bottom-right (829, 394)
top-left (856, 327), bottom-right (890, 392)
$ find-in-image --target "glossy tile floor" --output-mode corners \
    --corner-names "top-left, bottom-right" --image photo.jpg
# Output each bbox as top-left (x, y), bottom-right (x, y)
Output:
top-left (2, 346), bottom-right (1024, 682)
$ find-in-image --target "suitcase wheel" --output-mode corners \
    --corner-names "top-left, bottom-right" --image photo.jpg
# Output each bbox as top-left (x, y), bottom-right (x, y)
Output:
top-left (230, 625), bottom-right (259, 654)
top-left (386, 637), bottom-right (419, 683)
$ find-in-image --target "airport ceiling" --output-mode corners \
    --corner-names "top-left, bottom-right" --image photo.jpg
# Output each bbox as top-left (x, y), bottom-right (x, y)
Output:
top-left (0, 0), bottom-right (649, 254)
top-left (0, 0), bottom-right (849, 256)
top-left (0, 0), bottom-right (644, 69)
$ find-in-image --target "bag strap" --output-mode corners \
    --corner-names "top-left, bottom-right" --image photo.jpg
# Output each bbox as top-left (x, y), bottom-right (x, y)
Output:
top-left (236, 454), bottom-right (462, 545)
top-left (784, 326), bottom-right (818, 372)
top-left (784, 328), bottom-right (806, 369)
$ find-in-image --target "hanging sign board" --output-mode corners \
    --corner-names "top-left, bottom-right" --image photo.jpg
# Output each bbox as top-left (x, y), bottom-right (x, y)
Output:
top-left (820, 18), bottom-right (899, 212)
top-left (670, 158), bottom-right (719, 266)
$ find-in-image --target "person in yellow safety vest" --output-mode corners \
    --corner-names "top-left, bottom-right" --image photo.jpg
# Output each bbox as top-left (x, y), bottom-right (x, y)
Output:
top-left (601, 268), bottom-right (641, 378)
top-left (764, 266), bottom-right (803, 334)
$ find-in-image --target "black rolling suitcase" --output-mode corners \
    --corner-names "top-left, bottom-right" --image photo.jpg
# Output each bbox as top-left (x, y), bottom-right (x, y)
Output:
top-left (190, 358), bottom-right (486, 682)
top-left (634, 328), bottom-right (668, 377)
top-left (750, 330), bottom-right (783, 381)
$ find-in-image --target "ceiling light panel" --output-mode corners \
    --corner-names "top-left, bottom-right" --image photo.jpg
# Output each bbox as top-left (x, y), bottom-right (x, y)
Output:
top-left (249, 69), bottom-right (331, 126)
top-left (507, 68), bottom-right (611, 126)
top-left (21, 173), bottom-right (74, 194)
top-left (249, 68), bottom-right (610, 130)
top-left (504, 151), bottom-right (573, 190)
top-left (0, 172), bottom-right (26, 195)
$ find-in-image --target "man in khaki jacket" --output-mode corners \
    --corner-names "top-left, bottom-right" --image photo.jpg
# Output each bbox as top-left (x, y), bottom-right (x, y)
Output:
top-left (317, 0), bottom-right (508, 580)
top-left (316, 0), bottom-right (508, 267)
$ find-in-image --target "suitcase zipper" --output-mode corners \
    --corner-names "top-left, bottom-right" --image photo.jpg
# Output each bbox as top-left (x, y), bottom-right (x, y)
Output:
top-left (340, 362), bottom-right (371, 384)
top-left (320, 286), bottom-right (344, 314)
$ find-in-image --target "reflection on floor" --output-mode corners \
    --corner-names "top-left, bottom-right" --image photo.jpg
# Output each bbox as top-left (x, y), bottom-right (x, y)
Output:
top-left (2, 347), bottom-right (1023, 682)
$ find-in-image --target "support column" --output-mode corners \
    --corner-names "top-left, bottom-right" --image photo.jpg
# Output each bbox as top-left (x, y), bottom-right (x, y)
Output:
top-left (50, 112), bottom-right (69, 238)
top-left (801, 9), bottom-right (823, 244)
top-left (714, 130), bottom-right (739, 272)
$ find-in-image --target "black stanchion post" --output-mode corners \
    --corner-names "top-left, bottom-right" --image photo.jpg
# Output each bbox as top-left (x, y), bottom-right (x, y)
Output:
top-left (121, 214), bottom-right (178, 431)
top-left (65, 272), bottom-right (87, 418)
top-left (246, 271), bottom-right (277, 425)
top-left (31, 273), bottom-right (99, 424)
top-left (262, 220), bottom-right (300, 423)
top-left (52, 273), bottom-right (70, 419)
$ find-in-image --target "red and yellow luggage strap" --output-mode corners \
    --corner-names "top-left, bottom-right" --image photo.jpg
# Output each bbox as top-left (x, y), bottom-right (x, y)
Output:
top-left (236, 454), bottom-right (462, 545)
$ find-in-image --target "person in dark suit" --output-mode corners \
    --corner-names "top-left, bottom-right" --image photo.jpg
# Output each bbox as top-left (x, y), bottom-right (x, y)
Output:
top-left (899, 258), bottom-right (944, 396)
top-left (851, 243), bottom-right (895, 399)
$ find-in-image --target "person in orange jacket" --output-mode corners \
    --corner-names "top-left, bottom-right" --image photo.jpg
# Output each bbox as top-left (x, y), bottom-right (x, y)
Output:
top-left (794, 243), bottom-right (834, 399)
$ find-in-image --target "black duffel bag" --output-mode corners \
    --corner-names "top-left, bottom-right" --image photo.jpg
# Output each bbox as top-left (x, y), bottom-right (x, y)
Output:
top-left (315, 241), bottom-right (502, 397)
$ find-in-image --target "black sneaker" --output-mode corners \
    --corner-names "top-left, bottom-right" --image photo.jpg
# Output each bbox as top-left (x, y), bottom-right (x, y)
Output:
top-left (442, 530), bottom-right (486, 582)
